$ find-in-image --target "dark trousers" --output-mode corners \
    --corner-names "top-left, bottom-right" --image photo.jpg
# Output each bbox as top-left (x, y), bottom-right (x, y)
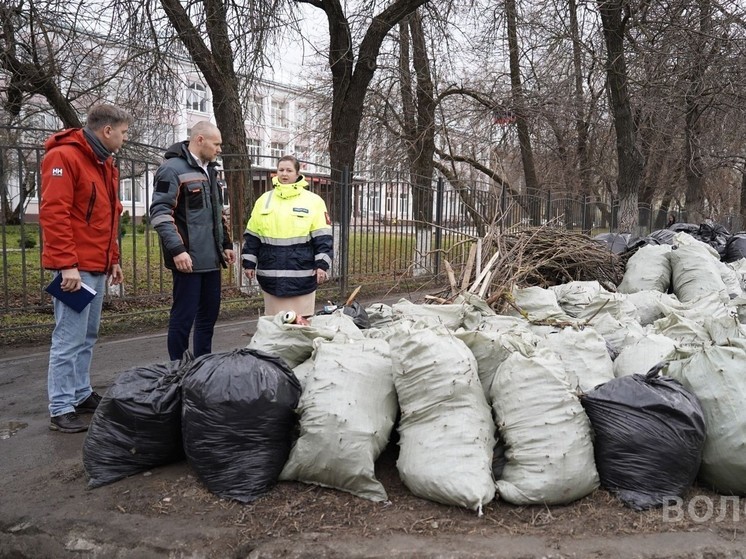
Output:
top-left (168, 270), bottom-right (221, 361)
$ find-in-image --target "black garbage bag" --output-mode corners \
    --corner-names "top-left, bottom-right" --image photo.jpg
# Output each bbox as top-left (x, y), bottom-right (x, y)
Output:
top-left (593, 232), bottom-right (639, 254)
top-left (669, 222), bottom-right (699, 234)
top-left (315, 301), bottom-right (370, 329)
top-left (342, 301), bottom-right (370, 329)
top-left (181, 348), bottom-right (301, 503)
top-left (723, 233), bottom-right (746, 263)
top-left (648, 228), bottom-right (676, 245)
top-left (83, 358), bottom-right (188, 488)
top-left (580, 363), bottom-right (706, 510)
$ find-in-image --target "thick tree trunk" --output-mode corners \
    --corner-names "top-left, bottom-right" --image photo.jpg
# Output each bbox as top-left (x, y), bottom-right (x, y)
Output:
top-left (597, 0), bottom-right (645, 232)
top-left (683, 0), bottom-right (714, 224)
top-left (399, 11), bottom-right (435, 227)
top-left (309, 0), bottom-right (431, 192)
top-left (505, 0), bottom-right (541, 226)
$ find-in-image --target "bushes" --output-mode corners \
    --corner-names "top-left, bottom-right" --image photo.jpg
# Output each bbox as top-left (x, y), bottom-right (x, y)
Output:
top-left (17, 234), bottom-right (36, 249)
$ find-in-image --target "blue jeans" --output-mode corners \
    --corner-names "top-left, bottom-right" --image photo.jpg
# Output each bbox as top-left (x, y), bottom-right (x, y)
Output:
top-left (47, 271), bottom-right (107, 417)
top-left (167, 270), bottom-right (221, 361)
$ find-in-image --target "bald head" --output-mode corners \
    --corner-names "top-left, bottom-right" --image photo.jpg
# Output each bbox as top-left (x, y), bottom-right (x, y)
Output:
top-left (188, 121), bottom-right (222, 163)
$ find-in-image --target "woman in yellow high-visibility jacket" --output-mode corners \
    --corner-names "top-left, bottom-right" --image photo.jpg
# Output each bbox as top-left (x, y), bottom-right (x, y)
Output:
top-left (241, 155), bottom-right (333, 317)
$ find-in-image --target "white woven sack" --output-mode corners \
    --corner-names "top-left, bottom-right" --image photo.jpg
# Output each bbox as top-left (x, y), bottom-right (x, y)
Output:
top-left (669, 243), bottom-right (728, 304)
top-left (390, 323), bottom-right (495, 512)
top-left (491, 347), bottom-right (599, 505)
top-left (280, 336), bottom-right (397, 501)
top-left (613, 334), bottom-right (678, 378)
top-left (550, 281), bottom-right (604, 317)
top-left (455, 328), bottom-right (538, 398)
top-left (392, 299), bottom-right (481, 330)
top-left (717, 260), bottom-right (743, 298)
top-left (574, 291), bottom-right (638, 322)
top-left (476, 314), bottom-right (530, 332)
top-left (624, 290), bottom-right (682, 326)
top-left (666, 345), bottom-right (746, 494)
top-left (617, 244), bottom-right (672, 294)
top-left (535, 327), bottom-right (614, 393)
top-left (507, 286), bottom-right (571, 321)
top-left (291, 358), bottom-right (315, 391)
top-left (247, 314), bottom-right (337, 368)
top-left (653, 304), bottom-right (742, 347)
top-left (585, 313), bottom-right (645, 359)
top-left (364, 303), bottom-right (395, 329)
top-left (310, 310), bottom-right (365, 340)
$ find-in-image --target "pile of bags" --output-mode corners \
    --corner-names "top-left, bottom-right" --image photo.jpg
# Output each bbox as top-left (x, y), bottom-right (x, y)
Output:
top-left (85, 230), bottom-right (746, 512)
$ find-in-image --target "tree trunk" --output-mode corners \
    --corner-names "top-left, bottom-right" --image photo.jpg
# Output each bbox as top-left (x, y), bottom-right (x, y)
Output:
top-left (399, 11), bottom-right (435, 227)
top-left (569, 0), bottom-right (593, 200)
top-left (738, 160), bottom-right (746, 231)
top-left (683, 0), bottom-right (714, 224)
top-left (308, 0), bottom-right (431, 191)
top-left (597, 0), bottom-right (645, 232)
top-left (505, 0), bottom-right (541, 226)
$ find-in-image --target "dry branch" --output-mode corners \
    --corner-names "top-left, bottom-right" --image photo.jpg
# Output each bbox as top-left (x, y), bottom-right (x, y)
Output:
top-left (432, 226), bottom-right (625, 314)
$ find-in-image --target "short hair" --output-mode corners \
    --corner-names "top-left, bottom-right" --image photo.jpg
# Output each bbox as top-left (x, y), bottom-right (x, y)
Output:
top-left (278, 154), bottom-right (300, 172)
top-left (190, 121), bottom-right (220, 140)
top-left (86, 104), bottom-right (133, 131)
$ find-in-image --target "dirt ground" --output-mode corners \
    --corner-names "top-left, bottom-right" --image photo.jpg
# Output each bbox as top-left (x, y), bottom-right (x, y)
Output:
top-left (2, 314), bottom-right (746, 559)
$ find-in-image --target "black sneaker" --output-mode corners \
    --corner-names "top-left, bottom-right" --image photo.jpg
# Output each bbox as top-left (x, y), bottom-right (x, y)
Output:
top-left (74, 392), bottom-right (102, 414)
top-left (49, 412), bottom-right (88, 433)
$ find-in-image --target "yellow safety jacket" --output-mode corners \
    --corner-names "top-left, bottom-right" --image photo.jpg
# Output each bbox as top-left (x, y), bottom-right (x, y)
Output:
top-left (241, 175), bottom-right (333, 297)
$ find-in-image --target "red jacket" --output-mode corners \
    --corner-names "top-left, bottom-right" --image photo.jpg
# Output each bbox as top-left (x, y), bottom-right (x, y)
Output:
top-left (40, 129), bottom-right (122, 273)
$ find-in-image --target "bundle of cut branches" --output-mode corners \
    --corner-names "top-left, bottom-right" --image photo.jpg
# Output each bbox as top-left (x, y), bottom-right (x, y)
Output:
top-left (435, 227), bottom-right (625, 314)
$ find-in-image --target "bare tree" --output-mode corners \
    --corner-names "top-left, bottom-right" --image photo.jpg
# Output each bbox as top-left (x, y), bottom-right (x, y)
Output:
top-left (596, 0), bottom-right (644, 231)
top-left (398, 10), bottom-right (435, 226)
top-left (296, 0), bottom-right (431, 189)
top-left (504, 0), bottom-right (540, 212)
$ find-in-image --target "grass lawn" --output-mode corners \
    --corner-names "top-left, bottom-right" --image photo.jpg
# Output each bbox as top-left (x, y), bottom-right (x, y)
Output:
top-left (1, 223), bottom-right (460, 347)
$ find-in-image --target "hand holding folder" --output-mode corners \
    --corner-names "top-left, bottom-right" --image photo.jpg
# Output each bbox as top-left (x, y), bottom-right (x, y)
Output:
top-left (45, 273), bottom-right (97, 312)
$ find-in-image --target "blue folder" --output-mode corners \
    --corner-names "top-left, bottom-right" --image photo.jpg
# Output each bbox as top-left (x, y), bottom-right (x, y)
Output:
top-left (45, 273), bottom-right (97, 312)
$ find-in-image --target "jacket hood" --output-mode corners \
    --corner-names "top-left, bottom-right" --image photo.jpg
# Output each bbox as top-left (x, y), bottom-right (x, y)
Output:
top-left (272, 174), bottom-right (309, 199)
top-left (44, 128), bottom-right (95, 160)
top-left (164, 140), bottom-right (219, 170)
top-left (164, 140), bottom-right (190, 160)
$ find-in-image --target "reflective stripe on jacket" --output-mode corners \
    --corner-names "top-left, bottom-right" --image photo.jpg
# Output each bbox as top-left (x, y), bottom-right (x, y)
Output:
top-left (149, 141), bottom-right (232, 272)
top-left (40, 128), bottom-right (122, 273)
top-left (242, 175), bottom-right (333, 297)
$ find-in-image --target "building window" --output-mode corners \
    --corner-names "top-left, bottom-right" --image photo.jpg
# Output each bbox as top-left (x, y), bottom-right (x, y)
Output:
top-left (186, 83), bottom-right (208, 113)
top-left (295, 146), bottom-right (309, 169)
top-left (120, 178), bottom-right (141, 203)
top-left (247, 138), bottom-right (262, 157)
top-left (271, 100), bottom-right (288, 128)
top-left (270, 142), bottom-right (287, 159)
top-left (314, 152), bottom-right (330, 169)
top-left (248, 96), bottom-right (264, 123)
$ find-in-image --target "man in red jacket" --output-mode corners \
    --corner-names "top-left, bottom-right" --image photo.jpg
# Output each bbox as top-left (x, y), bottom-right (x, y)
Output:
top-left (40, 104), bottom-right (132, 433)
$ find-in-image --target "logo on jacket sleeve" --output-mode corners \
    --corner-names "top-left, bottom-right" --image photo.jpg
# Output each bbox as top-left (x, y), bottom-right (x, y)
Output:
top-left (52, 168), bottom-right (63, 177)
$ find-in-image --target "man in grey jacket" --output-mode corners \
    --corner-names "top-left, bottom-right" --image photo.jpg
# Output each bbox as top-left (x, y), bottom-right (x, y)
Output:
top-left (150, 121), bottom-right (235, 360)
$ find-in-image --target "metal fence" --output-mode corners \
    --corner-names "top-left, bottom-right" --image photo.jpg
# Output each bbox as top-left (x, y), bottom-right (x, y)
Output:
top-left (1, 136), bottom-right (734, 324)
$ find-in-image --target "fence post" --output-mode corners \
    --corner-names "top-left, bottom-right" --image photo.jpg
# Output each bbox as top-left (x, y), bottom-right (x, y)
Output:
top-left (339, 166), bottom-right (350, 298)
top-left (434, 176), bottom-right (444, 277)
